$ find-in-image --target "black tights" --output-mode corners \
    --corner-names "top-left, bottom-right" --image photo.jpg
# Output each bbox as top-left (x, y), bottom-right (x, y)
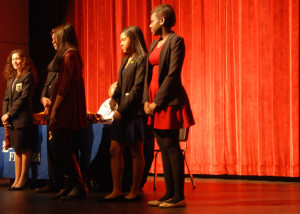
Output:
top-left (153, 129), bottom-right (184, 203)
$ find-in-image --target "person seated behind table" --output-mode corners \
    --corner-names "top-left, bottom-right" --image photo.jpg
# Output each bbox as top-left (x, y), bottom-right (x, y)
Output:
top-left (97, 82), bottom-right (117, 121)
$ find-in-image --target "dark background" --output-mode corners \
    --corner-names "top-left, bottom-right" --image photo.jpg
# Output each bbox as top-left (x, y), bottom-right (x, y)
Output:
top-left (29, 0), bottom-right (69, 113)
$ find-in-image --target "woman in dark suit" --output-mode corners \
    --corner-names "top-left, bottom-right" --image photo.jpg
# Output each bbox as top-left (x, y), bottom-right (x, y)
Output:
top-left (143, 4), bottom-right (195, 208)
top-left (100, 26), bottom-right (148, 202)
top-left (1, 49), bottom-right (35, 190)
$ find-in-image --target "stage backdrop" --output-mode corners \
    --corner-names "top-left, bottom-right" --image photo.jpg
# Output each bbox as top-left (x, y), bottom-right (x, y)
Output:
top-left (63, 0), bottom-right (299, 177)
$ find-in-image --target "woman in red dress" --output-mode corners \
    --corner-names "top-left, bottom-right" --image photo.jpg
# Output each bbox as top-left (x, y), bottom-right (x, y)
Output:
top-left (143, 4), bottom-right (195, 208)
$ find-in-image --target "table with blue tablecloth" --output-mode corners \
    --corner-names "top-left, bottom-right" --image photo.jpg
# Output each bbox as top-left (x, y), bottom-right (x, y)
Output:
top-left (0, 123), bottom-right (105, 179)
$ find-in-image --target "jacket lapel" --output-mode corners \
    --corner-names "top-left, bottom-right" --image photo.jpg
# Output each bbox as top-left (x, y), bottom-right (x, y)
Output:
top-left (158, 33), bottom-right (174, 77)
top-left (7, 78), bottom-right (14, 106)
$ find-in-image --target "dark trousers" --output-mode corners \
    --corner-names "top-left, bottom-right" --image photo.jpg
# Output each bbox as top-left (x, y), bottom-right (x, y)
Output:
top-left (50, 129), bottom-right (84, 190)
top-left (73, 128), bottom-right (89, 183)
top-left (47, 132), bottom-right (64, 190)
top-left (152, 128), bottom-right (184, 200)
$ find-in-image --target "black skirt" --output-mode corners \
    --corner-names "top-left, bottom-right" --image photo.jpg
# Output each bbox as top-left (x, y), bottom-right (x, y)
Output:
top-left (9, 126), bottom-right (34, 150)
top-left (110, 116), bottom-right (146, 143)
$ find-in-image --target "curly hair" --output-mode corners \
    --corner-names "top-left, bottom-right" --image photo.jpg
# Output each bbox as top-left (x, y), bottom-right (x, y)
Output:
top-left (3, 49), bottom-right (31, 80)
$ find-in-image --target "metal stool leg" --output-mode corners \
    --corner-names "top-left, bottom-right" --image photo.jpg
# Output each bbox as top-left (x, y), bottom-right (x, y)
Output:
top-left (183, 151), bottom-right (196, 189)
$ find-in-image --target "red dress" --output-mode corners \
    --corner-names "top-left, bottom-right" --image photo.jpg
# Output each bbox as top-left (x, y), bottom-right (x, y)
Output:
top-left (148, 44), bottom-right (195, 129)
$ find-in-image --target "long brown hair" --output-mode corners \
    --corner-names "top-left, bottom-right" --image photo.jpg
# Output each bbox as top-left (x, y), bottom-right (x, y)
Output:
top-left (121, 26), bottom-right (148, 58)
top-left (3, 49), bottom-right (31, 80)
top-left (53, 24), bottom-right (80, 58)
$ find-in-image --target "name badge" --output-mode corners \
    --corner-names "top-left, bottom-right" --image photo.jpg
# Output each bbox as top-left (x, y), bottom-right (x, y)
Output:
top-left (16, 83), bottom-right (22, 92)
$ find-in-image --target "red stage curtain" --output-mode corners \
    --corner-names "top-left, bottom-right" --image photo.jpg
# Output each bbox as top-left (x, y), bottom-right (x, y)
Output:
top-left (65, 0), bottom-right (299, 177)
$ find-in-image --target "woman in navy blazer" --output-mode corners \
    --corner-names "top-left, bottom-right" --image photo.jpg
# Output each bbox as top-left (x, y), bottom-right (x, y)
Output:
top-left (2, 49), bottom-right (35, 190)
top-left (143, 4), bottom-right (195, 208)
top-left (100, 26), bottom-right (148, 202)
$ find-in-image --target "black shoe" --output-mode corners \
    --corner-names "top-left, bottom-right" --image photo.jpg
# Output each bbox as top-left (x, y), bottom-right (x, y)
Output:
top-left (8, 186), bottom-right (13, 191)
top-left (50, 188), bottom-right (70, 199)
top-left (60, 188), bottom-right (87, 201)
top-left (97, 195), bottom-right (124, 202)
top-left (11, 186), bottom-right (25, 191)
top-left (11, 183), bottom-right (28, 191)
top-left (120, 195), bottom-right (141, 202)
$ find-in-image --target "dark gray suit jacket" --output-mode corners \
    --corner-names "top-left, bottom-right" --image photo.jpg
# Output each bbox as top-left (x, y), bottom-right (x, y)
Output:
top-left (40, 71), bottom-right (57, 99)
top-left (143, 33), bottom-right (188, 108)
top-left (112, 53), bottom-right (146, 120)
top-left (2, 72), bottom-right (34, 128)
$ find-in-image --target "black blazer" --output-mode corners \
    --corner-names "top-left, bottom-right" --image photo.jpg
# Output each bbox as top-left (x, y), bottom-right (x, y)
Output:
top-left (112, 53), bottom-right (146, 120)
top-left (40, 71), bottom-right (57, 99)
top-left (41, 55), bottom-right (60, 99)
top-left (2, 72), bottom-right (34, 128)
top-left (143, 33), bottom-right (189, 108)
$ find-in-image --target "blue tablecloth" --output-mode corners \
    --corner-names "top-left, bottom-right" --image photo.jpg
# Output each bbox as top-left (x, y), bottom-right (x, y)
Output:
top-left (0, 123), bottom-right (104, 179)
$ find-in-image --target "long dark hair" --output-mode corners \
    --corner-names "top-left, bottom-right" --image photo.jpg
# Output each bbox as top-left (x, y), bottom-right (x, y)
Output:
top-left (121, 26), bottom-right (148, 57)
top-left (53, 24), bottom-right (80, 58)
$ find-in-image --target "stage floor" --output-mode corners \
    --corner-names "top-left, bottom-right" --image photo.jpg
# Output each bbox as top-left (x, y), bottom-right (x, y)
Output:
top-left (1, 176), bottom-right (300, 214)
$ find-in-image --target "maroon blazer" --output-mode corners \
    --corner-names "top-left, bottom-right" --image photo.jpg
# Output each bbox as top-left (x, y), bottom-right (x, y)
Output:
top-left (143, 33), bottom-right (189, 108)
top-left (50, 49), bottom-right (88, 131)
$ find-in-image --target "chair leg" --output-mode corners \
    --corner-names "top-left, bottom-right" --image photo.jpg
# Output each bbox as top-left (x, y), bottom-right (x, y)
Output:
top-left (183, 151), bottom-right (196, 189)
top-left (153, 150), bottom-right (160, 190)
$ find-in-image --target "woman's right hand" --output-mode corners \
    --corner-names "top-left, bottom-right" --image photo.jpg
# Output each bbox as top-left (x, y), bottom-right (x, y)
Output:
top-left (144, 102), bottom-right (150, 115)
top-left (1, 113), bottom-right (9, 125)
top-left (41, 97), bottom-right (51, 108)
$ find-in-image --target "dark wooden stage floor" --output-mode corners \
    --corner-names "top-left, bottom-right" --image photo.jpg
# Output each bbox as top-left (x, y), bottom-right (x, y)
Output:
top-left (1, 176), bottom-right (300, 214)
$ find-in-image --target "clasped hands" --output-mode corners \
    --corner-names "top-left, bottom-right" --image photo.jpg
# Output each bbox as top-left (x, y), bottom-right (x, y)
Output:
top-left (41, 97), bottom-right (51, 116)
top-left (144, 102), bottom-right (157, 115)
top-left (109, 99), bottom-right (122, 121)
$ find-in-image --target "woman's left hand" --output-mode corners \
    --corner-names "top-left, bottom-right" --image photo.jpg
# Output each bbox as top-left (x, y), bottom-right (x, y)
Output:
top-left (113, 111), bottom-right (122, 121)
top-left (148, 102), bottom-right (157, 115)
top-left (49, 110), bottom-right (57, 126)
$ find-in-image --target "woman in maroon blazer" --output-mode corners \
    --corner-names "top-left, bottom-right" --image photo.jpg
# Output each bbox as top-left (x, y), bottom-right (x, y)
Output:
top-left (143, 4), bottom-right (195, 208)
top-left (2, 49), bottom-right (35, 190)
top-left (48, 24), bottom-right (87, 200)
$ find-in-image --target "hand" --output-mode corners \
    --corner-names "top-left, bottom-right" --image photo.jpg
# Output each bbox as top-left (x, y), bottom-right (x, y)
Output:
top-left (148, 102), bottom-right (157, 115)
top-left (144, 102), bottom-right (150, 115)
top-left (44, 107), bottom-right (50, 116)
top-left (41, 97), bottom-right (51, 108)
top-left (113, 111), bottom-right (122, 121)
top-left (109, 99), bottom-right (118, 111)
top-left (1, 113), bottom-right (9, 125)
top-left (49, 109), bottom-right (57, 126)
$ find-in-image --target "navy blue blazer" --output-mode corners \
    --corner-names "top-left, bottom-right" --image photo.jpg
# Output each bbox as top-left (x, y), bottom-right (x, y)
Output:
top-left (112, 53), bottom-right (146, 120)
top-left (2, 72), bottom-right (34, 128)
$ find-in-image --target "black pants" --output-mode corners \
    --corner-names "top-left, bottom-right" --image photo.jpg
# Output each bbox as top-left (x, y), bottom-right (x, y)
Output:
top-left (47, 130), bottom-right (64, 190)
top-left (50, 129), bottom-right (84, 190)
top-left (152, 128), bottom-right (184, 201)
